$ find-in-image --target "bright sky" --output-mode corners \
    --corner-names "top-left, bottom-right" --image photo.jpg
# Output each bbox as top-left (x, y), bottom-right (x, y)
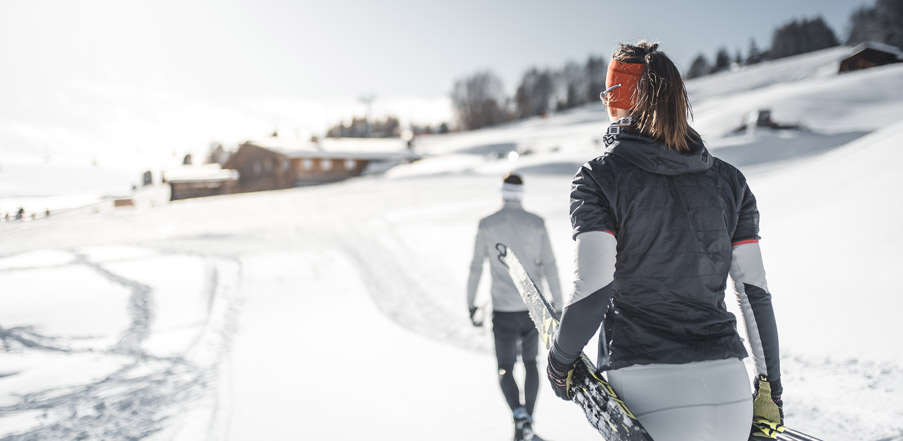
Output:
top-left (0, 0), bottom-right (863, 169)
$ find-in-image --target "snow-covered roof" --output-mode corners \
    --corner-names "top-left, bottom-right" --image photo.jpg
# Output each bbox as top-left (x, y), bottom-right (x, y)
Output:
top-left (849, 41), bottom-right (903, 59)
top-left (165, 164), bottom-right (239, 183)
top-left (242, 136), bottom-right (417, 161)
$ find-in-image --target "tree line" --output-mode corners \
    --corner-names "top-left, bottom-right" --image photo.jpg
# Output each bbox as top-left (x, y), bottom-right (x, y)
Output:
top-left (452, 55), bottom-right (607, 131)
top-left (688, 0), bottom-right (901, 79)
top-left (325, 115), bottom-right (450, 138)
top-left (326, 115), bottom-right (401, 138)
top-left (453, 0), bottom-right (903, 130)
top-left (847, 0), bottom-right (903, 50)
top-left (687, 16), bottom-right (839, 79)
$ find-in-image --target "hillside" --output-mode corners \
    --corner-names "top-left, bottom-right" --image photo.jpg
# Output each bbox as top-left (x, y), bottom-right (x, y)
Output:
top-left (1, 46), bottom-right (902, 441)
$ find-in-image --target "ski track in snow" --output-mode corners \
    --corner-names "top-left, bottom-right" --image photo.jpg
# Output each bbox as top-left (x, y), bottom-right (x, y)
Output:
top-left (341, 221), bottom-right (494, 355)
top-left (346, 218), bottom-right (903, 441)
top-left (0, 326), bottom-right (68, 354)
top-left (0, 249), bottom-right (242, 441)
top-left (1, 189), bottom-right (901, 440)
top-left (331, 182), bottom-right (903, 441)
top-left (333, 177), bottom-right (903, 441)
top-left (75, 253), bottom-right (154, 356)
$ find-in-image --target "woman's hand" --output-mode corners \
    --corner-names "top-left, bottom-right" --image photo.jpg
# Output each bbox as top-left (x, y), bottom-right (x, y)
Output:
top-left (546, 352), bottom-right (576, 400)
top-left (751, 375), bottom-right (784, 439)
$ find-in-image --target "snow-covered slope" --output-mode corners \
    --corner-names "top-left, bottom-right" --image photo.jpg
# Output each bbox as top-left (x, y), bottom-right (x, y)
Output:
top-left (401, 46), bottom-right (903, 181)
top-left (686, 46), bottom-right (852, 102)
top-left (2, 46), bottom-right (902, 441)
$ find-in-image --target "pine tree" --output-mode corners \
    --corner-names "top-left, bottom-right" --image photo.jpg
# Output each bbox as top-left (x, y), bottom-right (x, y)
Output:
top-left (711, 47), bottom-right (732, 73)
top-left (770, 16), bottom-right (839, 59)
top-left (747, 38), bottom-right (763, 64)
top-left (686, 54), bottom-right (711, 79)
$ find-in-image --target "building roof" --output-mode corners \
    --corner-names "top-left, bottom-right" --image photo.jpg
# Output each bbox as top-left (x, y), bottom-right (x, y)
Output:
top-left (241, 136), bottom-right (417, 161)
top-left (165, 164), bottom-right (240, 183)
top-left (849, 42), bottom-right (903, 60)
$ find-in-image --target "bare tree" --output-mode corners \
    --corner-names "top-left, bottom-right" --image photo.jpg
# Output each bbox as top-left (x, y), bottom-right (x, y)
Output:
top-left (585, 56), bottom-right (607, 103)
top-left (515, 67), bottom-right (555, 118)
top-left (848, 0), bottom-right (903, 49)
top-left (847, 5), bottom-right (882, 45)
top-left (451, 70), bottom-right (507, 130)
top-left (876, 0), bottom-right (903, 49)
top-left (556, 61), bottom-right (589, 110)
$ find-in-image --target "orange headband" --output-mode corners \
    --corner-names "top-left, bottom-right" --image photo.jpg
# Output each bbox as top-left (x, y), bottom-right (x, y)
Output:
top-left (605, 59), bottom-right (645, 112)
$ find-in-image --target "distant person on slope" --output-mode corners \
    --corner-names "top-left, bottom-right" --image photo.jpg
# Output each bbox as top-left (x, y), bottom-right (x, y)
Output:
top-left (545, 41), bottom-right (784, 441)
top-left (467, 173), bottom-right (563, 441)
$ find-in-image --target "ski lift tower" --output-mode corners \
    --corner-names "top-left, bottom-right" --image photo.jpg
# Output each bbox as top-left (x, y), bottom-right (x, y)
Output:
top-left (359, 93), bottom-right (376, 137)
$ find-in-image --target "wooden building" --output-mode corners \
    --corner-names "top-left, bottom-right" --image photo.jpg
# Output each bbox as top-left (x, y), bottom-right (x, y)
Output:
top-left (224, 137), bottom-right (415, 193)
top-left (165, 165), bottom-right (240, 201)
top-left (839, 42), bottom-right (903, 73)
top-left (222, 143), bottom-right (297, 192)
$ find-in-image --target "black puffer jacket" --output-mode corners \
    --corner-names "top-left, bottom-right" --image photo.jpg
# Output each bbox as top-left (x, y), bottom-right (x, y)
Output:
top-left (570, 127), bottom-right (758, 369)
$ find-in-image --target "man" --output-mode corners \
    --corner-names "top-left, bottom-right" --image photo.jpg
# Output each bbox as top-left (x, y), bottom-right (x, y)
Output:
top-left (467, 173), bottom-right (563, 441)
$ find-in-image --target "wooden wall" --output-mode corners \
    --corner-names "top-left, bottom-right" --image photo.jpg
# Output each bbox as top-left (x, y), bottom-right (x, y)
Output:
top-left (224, 144), bottom-right (295, 192)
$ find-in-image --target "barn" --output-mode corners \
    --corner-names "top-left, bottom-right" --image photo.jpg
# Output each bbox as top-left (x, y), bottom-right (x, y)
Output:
top-left (165, 165), bottom-right (240, 201)
top-left (224, 137), bottom-right (416, 193)
top-left (839, 42), bottom-right (903, 73)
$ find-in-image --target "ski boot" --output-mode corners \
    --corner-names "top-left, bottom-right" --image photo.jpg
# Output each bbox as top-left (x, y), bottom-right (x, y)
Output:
top-left (513, 407), bottom-right (544, 441)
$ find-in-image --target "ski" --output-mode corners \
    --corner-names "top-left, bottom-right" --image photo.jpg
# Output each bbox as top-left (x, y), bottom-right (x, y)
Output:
top-left (783, 427), bottom-right (823, 441)
top-left (496, 243), bottom-right (653, 441)
top-left (776, 426), bottom-right (824, 441)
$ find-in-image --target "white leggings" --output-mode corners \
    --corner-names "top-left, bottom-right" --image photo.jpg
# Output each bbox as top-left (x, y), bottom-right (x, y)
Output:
top-left (607, 358), bottom-right (753, 441)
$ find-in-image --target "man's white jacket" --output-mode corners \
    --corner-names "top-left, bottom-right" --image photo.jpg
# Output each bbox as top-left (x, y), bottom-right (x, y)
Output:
top-left (468, 201), bottom-right (563, 313)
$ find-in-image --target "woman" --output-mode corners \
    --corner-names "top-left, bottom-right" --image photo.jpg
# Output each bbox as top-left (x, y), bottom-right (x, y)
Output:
top-left (545, 41), bottom-right (784, 441)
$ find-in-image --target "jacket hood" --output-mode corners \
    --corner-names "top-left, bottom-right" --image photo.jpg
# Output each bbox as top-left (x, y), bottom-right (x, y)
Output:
top-left (607, 130), bottom-right (713, 176)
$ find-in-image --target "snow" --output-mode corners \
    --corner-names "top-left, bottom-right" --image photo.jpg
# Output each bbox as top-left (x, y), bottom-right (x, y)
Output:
top-left (245, 136), bottom-right (416, 160)
top-left (754, 121), bottom-right (903, 362)
top-left (685, 46), bottom-right (854, 104)
top-left (0, 250), bottom-right (75, 270)
top-left (0, 162), bottom-right (135, 215)
top-left (0, 264), bottom-right (130, 344)
top-left (2, 46), bottom-right (903, 440)
top-left (0, 247), bottom-right (241, 440)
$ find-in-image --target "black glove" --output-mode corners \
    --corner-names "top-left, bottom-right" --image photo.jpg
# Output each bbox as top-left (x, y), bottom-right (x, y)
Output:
top-left (469, 307), bottom-right (482, 327)
top-left (546, 352), bottom-right (576, 401)
top-left (751, 375), bottom-right (784, 439)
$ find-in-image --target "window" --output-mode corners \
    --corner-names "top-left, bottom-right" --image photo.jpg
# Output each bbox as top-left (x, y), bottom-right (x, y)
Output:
top-left (283, 160), bottom-right (290, 171)
top-left (344, 159), bottom-right (356, 171)
top-left (321, 158), bottom-right (333, 171)
top-left (302, 158), bottom-right (313, 171)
